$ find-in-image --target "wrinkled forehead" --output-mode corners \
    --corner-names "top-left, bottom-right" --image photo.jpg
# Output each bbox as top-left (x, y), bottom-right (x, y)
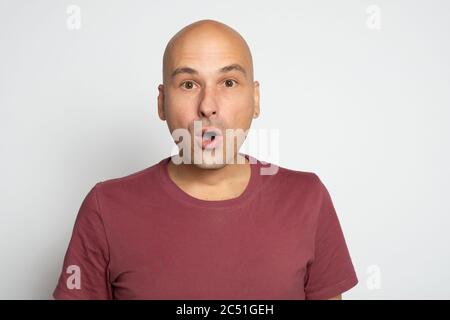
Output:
top-left (163, 30), bottom-right (253, 83)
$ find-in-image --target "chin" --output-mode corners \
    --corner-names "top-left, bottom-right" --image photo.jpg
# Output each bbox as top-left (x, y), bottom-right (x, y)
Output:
top-left (193, 162), bottom-right (227, 170)
top-left (190, 148), bottom-right (235, 169)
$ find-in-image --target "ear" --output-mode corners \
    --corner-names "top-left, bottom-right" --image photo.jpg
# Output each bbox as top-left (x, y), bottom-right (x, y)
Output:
top-left (157, 84), bottom-right (166, 121)
top-left (253, 80), bottom-right (260, 119)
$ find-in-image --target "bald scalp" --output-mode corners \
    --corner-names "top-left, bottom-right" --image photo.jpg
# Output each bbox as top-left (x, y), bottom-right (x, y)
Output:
top-left (162, 19), bottom-right (254, 84)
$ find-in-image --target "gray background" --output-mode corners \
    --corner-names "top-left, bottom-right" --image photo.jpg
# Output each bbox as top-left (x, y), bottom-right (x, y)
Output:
top-left (1, 0), bottom-right (449, 299)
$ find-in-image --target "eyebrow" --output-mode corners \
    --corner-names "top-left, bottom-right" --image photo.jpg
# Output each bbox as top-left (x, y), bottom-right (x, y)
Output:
top-left (171, 63), bottom-right (247, 78)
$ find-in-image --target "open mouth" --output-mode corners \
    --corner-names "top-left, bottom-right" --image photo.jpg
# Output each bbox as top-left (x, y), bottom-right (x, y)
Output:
top-left (202, 130), bottom-right (218, 141)
top-left (196, 127), bottom-right (223, 149)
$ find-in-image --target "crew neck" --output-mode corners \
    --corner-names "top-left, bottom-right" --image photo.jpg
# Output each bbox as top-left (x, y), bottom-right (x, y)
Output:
top-left (158, 153), bottom-right (261, 209)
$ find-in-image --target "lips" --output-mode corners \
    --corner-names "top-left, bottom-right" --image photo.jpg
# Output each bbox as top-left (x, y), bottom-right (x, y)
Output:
top-left (194, 126), bottom-right (223, 150)
top-left (200, 127), bottom-right (222, 137)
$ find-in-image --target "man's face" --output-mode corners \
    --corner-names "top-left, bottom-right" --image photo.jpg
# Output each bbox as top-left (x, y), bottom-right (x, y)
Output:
top-left (158, 26), bottom-right (260, 169)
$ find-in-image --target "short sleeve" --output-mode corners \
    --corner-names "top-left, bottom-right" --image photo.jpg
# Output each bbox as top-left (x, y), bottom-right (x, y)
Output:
top-left (53, 184), bottom-right (113, 299)
top-left (304, 177), bottom-right (358, 300)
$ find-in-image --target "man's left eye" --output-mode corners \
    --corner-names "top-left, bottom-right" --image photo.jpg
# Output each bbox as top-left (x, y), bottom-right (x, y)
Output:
top-left (224, 79), bottom-right (237, 87)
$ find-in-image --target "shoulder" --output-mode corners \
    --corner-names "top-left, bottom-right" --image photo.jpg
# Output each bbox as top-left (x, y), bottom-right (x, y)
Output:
top-left (253, 158), bottom-right (329, 207)
top-left (91, 159), bottom-right (163, 203)
top-left (267, 161), bottom-right (324, 194)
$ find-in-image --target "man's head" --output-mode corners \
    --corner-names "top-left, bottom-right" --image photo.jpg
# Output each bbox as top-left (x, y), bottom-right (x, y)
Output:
top-left (158, 19), bottom-right (260, 169)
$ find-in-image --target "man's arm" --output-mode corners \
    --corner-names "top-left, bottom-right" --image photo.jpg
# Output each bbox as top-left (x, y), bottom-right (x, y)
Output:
top-left (328, 294), bottom-right (342, 300)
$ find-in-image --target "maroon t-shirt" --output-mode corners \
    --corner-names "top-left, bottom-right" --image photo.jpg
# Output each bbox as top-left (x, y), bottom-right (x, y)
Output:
top-left (53, 154), bottom-right (358, 299)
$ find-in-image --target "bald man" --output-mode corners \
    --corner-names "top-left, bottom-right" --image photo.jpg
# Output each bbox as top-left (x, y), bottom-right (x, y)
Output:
top-left (53, 20), bottom-right (358, 300)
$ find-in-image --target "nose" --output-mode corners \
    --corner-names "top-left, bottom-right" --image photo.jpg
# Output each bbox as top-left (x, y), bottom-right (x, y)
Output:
top-left (198, 86), bottom-right (218, 119)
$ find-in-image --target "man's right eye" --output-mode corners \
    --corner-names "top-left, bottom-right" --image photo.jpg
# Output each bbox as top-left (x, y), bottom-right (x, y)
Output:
top-left (180, 81), bottom-right (196, 90)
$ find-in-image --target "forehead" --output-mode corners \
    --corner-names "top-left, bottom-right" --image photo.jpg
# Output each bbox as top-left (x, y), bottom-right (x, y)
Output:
top-left (165, 33), bottom-right (252, 76)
